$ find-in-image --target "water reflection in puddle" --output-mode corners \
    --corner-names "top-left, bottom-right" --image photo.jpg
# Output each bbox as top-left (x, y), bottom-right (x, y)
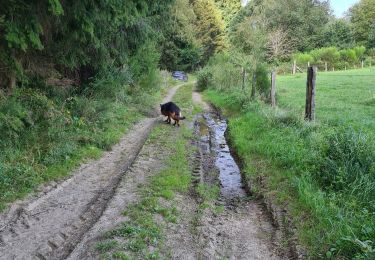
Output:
top-left (199, 113), bottom-right (247, 199)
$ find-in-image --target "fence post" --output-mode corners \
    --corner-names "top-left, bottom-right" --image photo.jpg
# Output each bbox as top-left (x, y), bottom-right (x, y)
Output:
top-left (305, 66), bottom-right (317, 121)
top-left (271, 71), bottom-right (276, 108)
top-left (292, 60), bottom-right (296, 75)
top-left (362, 60), bottom-right (364, 69)
top-left (242, 67), bottom-right (246, 91)
top-left (325, 62), bottom-right (328, 72)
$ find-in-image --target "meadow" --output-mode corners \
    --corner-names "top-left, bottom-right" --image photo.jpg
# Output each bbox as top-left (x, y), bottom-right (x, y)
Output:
top-left (277, 67), bottom-right (375, 134)
top-left (204, 67), bottom-right (375, 259)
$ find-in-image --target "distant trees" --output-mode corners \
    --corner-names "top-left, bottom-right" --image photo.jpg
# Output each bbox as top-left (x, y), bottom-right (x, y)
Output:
top-left (323, 19), bottom-right (355, 49)
top-left (264, 0), bottom-right (331, 52)
top-left (192, 0), bottom-right (227, 65)
top-left (160, 0), bottom-right (202, 71)
top-left (350, 0), bottom-right (375, 47)
top-left (214, 0), bottom-right (242, 28)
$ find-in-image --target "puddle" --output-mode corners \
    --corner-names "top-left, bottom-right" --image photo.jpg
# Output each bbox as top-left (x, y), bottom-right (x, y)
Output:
top-left (196, 113), bottom-right (247, 199)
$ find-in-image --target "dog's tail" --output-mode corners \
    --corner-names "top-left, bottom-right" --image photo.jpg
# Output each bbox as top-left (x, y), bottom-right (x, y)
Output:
top-left (178, 112), bottom-right (186, 120)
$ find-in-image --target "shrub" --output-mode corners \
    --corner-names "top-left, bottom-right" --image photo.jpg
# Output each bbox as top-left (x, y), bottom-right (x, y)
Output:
top-left (255, 64), bottom-right (270, 100)
top-left (294, 53), bottom-right (314, 66)
top-left (196, 68), bottom-right (212, 91)
top-left (314, 128), bottom-right (375, 204)
top-left (340, 49), bottom-right (358, 65)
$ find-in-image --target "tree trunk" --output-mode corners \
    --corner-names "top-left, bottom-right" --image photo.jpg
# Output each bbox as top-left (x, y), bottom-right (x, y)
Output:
top-left (242, 67), bottom-right (246, 91)
top-left (271, 71), bottom-right (276, 108)
top-left (251, 72), bottom-right (256, 99)
top-left (8, 71), bottom-right (16, 94)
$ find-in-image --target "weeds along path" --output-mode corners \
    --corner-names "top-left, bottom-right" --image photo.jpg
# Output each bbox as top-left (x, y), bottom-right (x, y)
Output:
top-left (0, 84), bottom-right (184, 260)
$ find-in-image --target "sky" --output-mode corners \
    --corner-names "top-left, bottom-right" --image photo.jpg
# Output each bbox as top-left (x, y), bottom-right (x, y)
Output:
top-left (331, 0), bottom-right (359, 17)
top-left (241, 0), bottom-right (359, 18)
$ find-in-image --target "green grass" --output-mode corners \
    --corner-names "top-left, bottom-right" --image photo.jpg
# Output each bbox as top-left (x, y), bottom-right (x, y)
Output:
top-left (0, 74), bottom-right (179, 211)
top-left (204, 82), bottom-right (375, 259)
top-left (97, 83), bottom-right (194, 259)
top-left (277, 67), bottom-right (375, 135)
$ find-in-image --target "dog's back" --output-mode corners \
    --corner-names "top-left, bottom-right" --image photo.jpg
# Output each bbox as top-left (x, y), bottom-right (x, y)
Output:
top-left (161, 102), bottom-right (181, 115)
top-left (160, 102), bottom-right (186, 126)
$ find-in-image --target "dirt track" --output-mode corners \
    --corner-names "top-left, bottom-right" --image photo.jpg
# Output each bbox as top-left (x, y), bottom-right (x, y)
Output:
top-left (0, 86), bottom-right (180, 260)
top-left (0, 85), bottom-right (285, 260)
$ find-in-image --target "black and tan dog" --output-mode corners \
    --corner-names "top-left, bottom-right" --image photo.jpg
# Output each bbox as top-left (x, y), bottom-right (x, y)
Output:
top-left (160, 102), bottom-right (186, 126)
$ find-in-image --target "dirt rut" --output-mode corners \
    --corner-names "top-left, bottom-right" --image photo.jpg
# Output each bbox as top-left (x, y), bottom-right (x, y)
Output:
top-left (0, 86), bottom-right (181, 260)
top-left (190, 92), bottom-right (282, 259)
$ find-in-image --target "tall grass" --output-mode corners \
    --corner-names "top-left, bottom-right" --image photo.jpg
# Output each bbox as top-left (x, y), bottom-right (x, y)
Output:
top-left (204, 87), bottom-right (375, 259)
top-left (0, 68), bottom-right (164, 211)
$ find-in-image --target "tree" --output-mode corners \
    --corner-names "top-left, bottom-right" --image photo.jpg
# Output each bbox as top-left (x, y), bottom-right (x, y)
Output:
top-left (367, 21), bottom-right (375, 48)
top-left (159, 0), bottom-right (202, 71)
top-left (229, 0), bottom-right (268, 98)
top-left (350, 0), bottom-right (375, 47)
top-left (214, 0), bottom-right (242, 28)
top-left (0, 0), bottom-right (175, 91)
top-left (193, 0), bottom-right (227, 65)
top-left (265, 0), bottom-right (331, 52)
top-left (267, 28), bottom-right (295, 64)
top-left (323, 19), bottom-right (355, 49)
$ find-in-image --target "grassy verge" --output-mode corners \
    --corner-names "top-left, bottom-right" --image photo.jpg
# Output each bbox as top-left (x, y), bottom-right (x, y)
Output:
top-left (204, 89), bottom-right (375, 259)
top-left (0, 74), bottom-right (194, 211)
top-left (97, 83), bottom-right (195, 259)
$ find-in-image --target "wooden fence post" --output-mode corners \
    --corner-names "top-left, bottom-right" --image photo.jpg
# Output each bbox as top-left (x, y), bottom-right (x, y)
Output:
top-left (362, 60), bottom-right (364, 69)
top-left (242, 67), bottom-right (246, 91)
top-left (271, 71), bottom-right (276, 108)
top-left (292, 60), bottom-right (296, 75)
top-left (305, 66), bottom-right (317, 121)
top-left (325, 62), bottom-right (328, 72)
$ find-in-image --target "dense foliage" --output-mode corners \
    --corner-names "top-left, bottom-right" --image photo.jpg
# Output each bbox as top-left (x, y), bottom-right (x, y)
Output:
top-left (198, 1), bottom-right (375, 259)
top-left (0, 0), bottom-right (176, 92)
top-left (350, 0), bottom-right (375, 48)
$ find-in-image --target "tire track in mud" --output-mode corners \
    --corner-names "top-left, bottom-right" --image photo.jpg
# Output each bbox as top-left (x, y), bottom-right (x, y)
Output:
top-left (0, 85), bottom-right (183, 260)
top-left (191, 92), bottom-right (283, 260)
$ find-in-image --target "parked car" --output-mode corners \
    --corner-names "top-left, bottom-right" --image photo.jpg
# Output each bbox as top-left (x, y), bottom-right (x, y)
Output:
top-left (172, 71), bottom-right (188, 81)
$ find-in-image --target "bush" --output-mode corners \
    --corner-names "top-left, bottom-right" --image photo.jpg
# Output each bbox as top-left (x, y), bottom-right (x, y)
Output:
top-left (290, 46), bottom-right (372, 71)
top-left (294, 53), bottom-right (314, 66)
top-left (255, 64), bottom-right (270, 100)
top-left (196, 68), bottom-right (212, 91)
top-left (314, 128), bottom-right (375, 204)
top-left (196, 53), bottom-right (243, 92)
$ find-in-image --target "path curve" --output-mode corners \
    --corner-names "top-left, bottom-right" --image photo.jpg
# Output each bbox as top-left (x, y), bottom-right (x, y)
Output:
top-left (0, 84), bottom-right (183, 260)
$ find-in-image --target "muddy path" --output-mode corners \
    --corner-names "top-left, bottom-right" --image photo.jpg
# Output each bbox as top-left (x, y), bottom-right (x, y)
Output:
top-left (0, 85), bottom-right (182, 260)
top-left (187, 92), bottom-right (283, 259)
top-left (0, 85), bottom-right (287, 260)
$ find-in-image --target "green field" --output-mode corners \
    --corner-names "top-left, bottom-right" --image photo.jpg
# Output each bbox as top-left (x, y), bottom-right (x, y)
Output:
top-left (277, 67), bottom-right (375, 134)
top-left (204, 68), bottom-right (375, 259)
